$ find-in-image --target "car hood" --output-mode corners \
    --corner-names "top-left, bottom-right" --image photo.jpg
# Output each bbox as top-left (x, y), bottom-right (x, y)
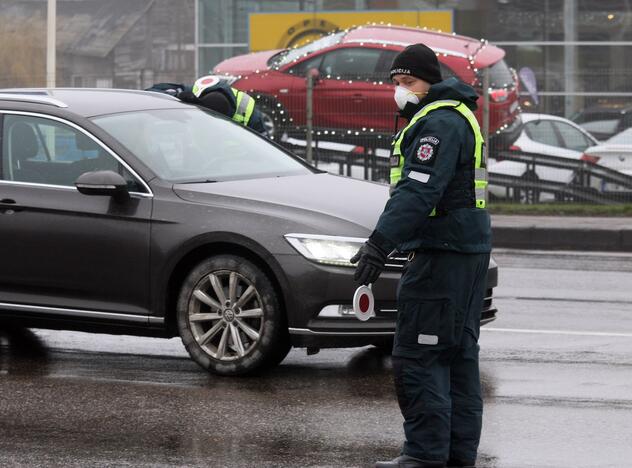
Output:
top-left (173, 173), bottom-right (389, 236)
top-left (213, 49), bottom-right (284, 75)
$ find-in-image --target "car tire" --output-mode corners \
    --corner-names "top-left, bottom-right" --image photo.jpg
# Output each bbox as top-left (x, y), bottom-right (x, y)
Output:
top-left (177, 255), bottom-right (291, 376)
top-left (257, 99), bottom-right (289, 140)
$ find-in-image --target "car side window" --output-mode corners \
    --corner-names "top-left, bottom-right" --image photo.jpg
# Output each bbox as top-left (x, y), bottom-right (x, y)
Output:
top-left (287, 54), bottom-right (324, 77)
top-left (553, 121), bottom-right (592, 152)
top-left (524, 120), bottom-right (559, 147)
top-left (319, 47), bottom-right (382, 81)
top-left (1, 114), bottom-right (144, 192)
top-left (378, 50), bottom-right (398, 81)
top-left (439, 63), bottom-right (458, 80)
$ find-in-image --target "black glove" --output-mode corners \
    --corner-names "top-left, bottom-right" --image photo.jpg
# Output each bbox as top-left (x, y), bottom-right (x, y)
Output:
top-left (350, 240), bottom-right (388, 285)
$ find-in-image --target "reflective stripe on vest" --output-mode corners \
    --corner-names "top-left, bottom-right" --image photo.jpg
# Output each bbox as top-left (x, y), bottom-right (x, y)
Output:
top-left (232, 88), bottom-right (255, 126)
top-left (390, 99), bottom-right (488, 211)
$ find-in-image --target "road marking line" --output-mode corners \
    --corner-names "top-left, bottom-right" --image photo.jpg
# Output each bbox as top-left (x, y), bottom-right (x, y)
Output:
top-left (482, 327), bottom-right (632, 338)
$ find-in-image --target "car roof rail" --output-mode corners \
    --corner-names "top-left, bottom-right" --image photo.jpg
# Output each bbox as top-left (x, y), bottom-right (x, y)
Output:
top-left (0, 91), bottom-right (68, 108)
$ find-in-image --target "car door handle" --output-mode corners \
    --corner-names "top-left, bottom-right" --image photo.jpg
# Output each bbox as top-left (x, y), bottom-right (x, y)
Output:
top-left (0, 199), bottom-right (23, 213)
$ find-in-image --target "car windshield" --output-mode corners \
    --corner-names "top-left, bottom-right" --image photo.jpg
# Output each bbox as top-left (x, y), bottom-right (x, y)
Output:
top-left (270, 32), bottom-right (345, 68)
top-left (606, 127), bottom-right (632, 145)
top-left (92, 108), bottom-right (312, 183)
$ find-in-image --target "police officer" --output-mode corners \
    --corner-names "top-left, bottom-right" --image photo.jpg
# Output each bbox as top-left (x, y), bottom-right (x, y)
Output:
top-left (350, 44), bottom-right (492, 468)
top-left (146, 76), bottom-right (267, 134)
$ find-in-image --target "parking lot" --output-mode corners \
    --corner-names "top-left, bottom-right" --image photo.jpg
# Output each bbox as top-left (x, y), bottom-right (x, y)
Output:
top-left (1, 249), bottom-right (631, 468)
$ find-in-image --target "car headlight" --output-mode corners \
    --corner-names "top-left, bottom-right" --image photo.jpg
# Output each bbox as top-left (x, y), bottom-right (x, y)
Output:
top-left (284, 233), bottom-right (366, 267)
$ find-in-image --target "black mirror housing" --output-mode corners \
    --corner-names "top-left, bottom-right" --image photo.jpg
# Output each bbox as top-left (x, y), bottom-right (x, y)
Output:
top-left (75, 170), bottom-right (130, 202)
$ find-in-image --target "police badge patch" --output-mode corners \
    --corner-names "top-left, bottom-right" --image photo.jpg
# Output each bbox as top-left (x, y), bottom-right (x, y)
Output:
top-left (415, 136), bottom-right (440, 163)
top-left (417, 144), bottom-right (434, 162)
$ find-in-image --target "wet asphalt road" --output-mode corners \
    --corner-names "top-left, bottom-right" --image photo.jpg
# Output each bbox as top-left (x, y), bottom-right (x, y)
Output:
top-left (1, 250), bottom-right (631, 468)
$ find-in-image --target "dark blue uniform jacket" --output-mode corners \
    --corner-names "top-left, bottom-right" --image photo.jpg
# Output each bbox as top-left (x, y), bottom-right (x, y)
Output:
top-left (372, 78), bottom-right (492, 254)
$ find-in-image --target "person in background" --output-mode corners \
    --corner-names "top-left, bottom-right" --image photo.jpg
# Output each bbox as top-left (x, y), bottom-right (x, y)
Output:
top-left (146, 75), bottom-right (267, 135)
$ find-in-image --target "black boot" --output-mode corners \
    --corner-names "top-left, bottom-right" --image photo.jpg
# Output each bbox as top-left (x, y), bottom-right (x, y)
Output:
top-left (375, 455), bottom-right (446, 468)
top-left (446, 458), bottom-right (476, 468)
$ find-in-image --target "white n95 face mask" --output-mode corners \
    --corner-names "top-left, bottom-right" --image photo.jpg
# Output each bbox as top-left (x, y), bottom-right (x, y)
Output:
top-left (394, 85), bottom-right (420, 110)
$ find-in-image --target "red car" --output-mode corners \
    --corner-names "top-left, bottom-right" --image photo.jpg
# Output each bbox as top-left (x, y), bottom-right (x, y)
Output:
top-left (214, 25), bottom-right (521, 150)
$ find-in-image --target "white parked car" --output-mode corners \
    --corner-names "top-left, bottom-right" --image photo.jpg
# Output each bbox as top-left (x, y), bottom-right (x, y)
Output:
top-left (488, 113), bottom-right (598, 200)
top-left (583, 127), bottom-right (632, 175)
top-left (583, 128), bottom-right (632, 192)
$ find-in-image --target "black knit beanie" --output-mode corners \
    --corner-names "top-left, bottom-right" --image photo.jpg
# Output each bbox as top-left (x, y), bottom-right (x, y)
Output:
top-left (389, 43), bottom-right (442, 84)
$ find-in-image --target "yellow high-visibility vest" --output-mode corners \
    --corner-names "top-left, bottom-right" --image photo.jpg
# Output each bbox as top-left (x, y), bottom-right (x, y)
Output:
top-left (390, 99), bottom-right (488, 211)
top-left (231, 88), bottom-right (255, 127)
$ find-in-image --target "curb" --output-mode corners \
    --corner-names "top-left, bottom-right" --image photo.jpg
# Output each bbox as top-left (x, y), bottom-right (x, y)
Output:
top-left (492, 226), bottom-right (632, 252)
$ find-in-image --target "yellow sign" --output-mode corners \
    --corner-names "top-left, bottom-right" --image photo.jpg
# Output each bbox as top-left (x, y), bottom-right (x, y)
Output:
top-left (249, 10), bottom-right (453, 52)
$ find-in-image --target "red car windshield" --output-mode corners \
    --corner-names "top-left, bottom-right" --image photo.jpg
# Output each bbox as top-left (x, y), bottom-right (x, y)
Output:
top-left (269, 32), bottom-right (345, 68)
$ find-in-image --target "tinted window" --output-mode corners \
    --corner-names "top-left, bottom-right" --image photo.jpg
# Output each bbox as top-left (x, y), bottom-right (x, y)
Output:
top-left (93, 109), bottom-right (312, 183)
top-left (439, 63), bottom-right (458, 80)
top-left (479, 59), bottom-right (514, 89)
top-left (320, 48), bottom-right (382, 81)
top-left (1, 114), bottom-right (143, 191)
top-left (524, 120), bottom-right (559, 147)
top-left (553, 122), bottom-right (592, 152)
top-left (287, 55), bottom-right (324, 77)
top-left (378, 50), bottom-right (400, 81)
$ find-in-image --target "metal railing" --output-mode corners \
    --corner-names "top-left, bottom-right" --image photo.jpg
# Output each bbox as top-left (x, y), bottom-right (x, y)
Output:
top-left (490, 150), bottom-right (632, 204)
top-left (279, 138), bottom-right (632, 204)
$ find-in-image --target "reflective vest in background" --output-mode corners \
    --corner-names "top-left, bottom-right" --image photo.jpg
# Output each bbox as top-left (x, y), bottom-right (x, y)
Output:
top-left (192, 76), bottom-right (256, 128)
top-left (390, 99), bottom-right (488, 212)
top-left (229, 87), bottom-right (256, 127)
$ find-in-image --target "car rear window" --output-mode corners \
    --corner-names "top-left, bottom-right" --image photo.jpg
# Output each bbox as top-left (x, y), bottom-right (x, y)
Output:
top-left (478, 59), bottom-right (514, 89)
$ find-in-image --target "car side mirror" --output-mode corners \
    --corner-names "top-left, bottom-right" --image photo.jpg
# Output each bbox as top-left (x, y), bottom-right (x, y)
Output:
top-left (75, 170), bottom-right (130, 203)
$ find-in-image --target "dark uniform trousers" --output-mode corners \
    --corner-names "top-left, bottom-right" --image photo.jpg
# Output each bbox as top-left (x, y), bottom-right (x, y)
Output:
top-left (392, 249), bottom-right (490, 463)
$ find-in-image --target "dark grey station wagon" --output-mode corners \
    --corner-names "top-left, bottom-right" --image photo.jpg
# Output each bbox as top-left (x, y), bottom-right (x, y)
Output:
top-left (0, 89), bottom-right (498, 375)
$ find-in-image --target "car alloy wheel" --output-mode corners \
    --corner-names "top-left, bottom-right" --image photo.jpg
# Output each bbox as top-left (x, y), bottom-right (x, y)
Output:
top-left (177, 255), bottom-right (291, 375)
top-left (188, 270), bottom-right (263, 361)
